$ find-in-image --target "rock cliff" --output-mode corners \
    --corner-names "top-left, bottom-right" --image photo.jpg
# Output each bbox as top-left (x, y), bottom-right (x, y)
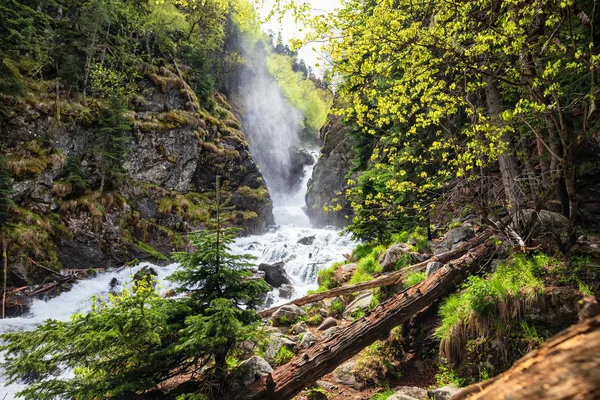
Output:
top-left (1, 66), bottom-right (274, 285)
top-left (305, 115), bottom-right (355, 228)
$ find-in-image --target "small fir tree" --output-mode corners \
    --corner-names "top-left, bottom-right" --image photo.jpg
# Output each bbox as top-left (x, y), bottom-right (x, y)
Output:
top-left (95, 95), bottom-right (131, 193)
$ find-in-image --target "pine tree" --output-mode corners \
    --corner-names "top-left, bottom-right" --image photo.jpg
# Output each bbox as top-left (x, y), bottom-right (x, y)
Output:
top-left (95, 95), bottom-right (131, 192)
top-left (169, 177), bottom-right (269, 311)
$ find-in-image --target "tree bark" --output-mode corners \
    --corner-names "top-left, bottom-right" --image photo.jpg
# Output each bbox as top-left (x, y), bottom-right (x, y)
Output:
top-left (234, 241), bottom-right (494, 400)
top-left (2, 236), bottom-right (7, 319)
top-left (451, 314), bottom-right (600, 400)
top-left (484, 76), bottom-right (521, 214)
top-left (259, 230), bottom-right (493, 318)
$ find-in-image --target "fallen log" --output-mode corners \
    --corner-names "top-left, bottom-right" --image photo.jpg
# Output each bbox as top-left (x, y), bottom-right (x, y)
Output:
top-left (234, 240), bottom-right (494, 400)
top-left (259, 229), bottom-right (493, 317)
top-left (25, 275), bottom-right (76, 297)
top-left (451, 311), bottom-right (600, 400)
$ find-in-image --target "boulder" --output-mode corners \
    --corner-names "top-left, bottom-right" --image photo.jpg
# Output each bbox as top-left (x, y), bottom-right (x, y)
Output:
top-left (425, 261), bottom-right (444, 277)
top-left (291, 322), bottom-right (309, 335)
top-left (271, 304), bottom-right (307, 326)
top-left (229, 356), bottom-right (273, 389)
top-left (258, 261), bottom-right (291, 288)
top-left (300, 331), bottom-right (318, 348)
top-left (512, 209), bottom-right (569, 239)
top-left (278, 284), bottom-right (294, 299)
top-left (340, 263), bottom-right (358, 281)
top-left (380, 243), bottom-right (412, 271)
top-left (444, 227), bottom-right (475, 250)
top-left (427, 386), bottom-right (462, 400)
top-left (317, 317), bottom-right (338, 331)
top-left (264, 334), bottom-right (297, 365)
top-left (388, 386), bottom-right (429, 400)
top-left (297, 235), bottom-right (316, 245)
top-left (343, 290), bottom-right (373, 316)
top-left (133, 266), bottom-right (158, 288)
top-left (320, 326), bottom-right (342, 341)
top-left (333, 362), bottom-right (364, 390)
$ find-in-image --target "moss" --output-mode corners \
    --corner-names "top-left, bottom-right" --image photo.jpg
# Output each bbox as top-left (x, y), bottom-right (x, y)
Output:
top-left (7, 139), bottom-right (66, 180)
top-left (150, 72), bottom-right (183, 93)
top-left (157, 192), bottom-right (210, 225)
top-left (237, 185), bottom-right (269, 201)
top-left (156, 144), bottom-right (178, 164)
top-left (353, 341), bottom-right (400, 386)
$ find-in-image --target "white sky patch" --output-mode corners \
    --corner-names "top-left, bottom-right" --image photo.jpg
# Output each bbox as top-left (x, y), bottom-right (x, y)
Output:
top-left (257, 0), bottom-right (340, 75)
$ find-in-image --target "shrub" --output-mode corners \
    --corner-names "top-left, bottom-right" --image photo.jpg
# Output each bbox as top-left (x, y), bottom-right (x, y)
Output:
top-left (435, 363), bottom-right (465, 387)
top-left (273, 346), bottom-right (294, 366)
top-left (328, 298), bottom-right (346, 316)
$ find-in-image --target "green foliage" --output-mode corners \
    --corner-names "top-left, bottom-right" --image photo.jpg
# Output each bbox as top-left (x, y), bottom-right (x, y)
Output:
top-left (0, 154), bottom-right (13, 229)
top-left (370, 387), bottom-right (394, 400)
top-left (352, 242), bottom-right (374, 261)
top-left (266, 53), bottom-right (332, 135)
top-left (95, 95), bottom-right (132, 192)
top-left (328, 298), bottom-right (346, 316)
top-left (353, 340), bottom-right (400, 385)
top-left (316, 262), bottom-right (340, 292)
top-left (435, 254), bottom-right (547, 341)
top-left (403, 271), bottom-right (427, 287)
top-left (273, 345), bottom-right (294, 366)
top-left (350, 307), bottom-right (365, 320)
top-left (1, 280), bottom-right (191, 400)
top-left (435, 363), bottom-right (465, 388)
top-left (169, 181), bottom-right (268, 311)
top-left (307, 314), bottom-right (324, 326)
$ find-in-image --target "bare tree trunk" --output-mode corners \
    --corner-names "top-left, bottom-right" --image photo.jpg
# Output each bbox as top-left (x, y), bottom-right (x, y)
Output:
top-left (451, 314), bottom-right (600, 400)
top-left (234, 242), bottom-right (494, 400)
top-left (484, 76), bottom-right (521, 214)
top-left (259, 230), bottom-right (493, 318)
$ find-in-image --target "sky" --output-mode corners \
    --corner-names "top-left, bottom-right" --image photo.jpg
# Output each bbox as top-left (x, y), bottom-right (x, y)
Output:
top-left (257, 0), bottom-right (341, 74)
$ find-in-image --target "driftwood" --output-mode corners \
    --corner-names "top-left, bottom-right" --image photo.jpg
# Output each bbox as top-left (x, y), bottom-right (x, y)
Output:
top-left (259, 230), bottom-right (493, 317)
top-left (451, 313), bottom-right (600, 400)
top-left (234, 240), bottom-right (494, 400)
top-left (25, 275), bottom-right (76, 297)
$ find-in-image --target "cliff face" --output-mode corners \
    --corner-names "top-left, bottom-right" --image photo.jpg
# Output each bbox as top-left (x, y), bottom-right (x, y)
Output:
top-left (2, 67), bottom-right (273, 285)
top-left (305, 115), bottom-right (355, 228)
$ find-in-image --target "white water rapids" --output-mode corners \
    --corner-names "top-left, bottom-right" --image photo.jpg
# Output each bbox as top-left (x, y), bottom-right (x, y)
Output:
top-left (0, 155), bottom-right (354, 400)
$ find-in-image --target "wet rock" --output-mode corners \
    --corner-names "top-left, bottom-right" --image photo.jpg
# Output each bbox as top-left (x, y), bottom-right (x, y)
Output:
top-left (317, 317), bottom-right (338, 331)
top-left (333, 362), bottom-right (364, 390)
top-left (388, 386), bottom-right (428, 400)
top-left (271, 304), bottom-right (307, 326)
top-left (305, 115), bottom-right (356, 228)
top-left (425, 261), bottom-right (444, 277)
top-left (380, 243), bottom-right (413, 271)
top-left (444, 227), bottom-right (475, 250)
top-left (427, 386), bottom-right (462, 400)
top-left (300, 331), bottom-right (318, 348)
top-left (278, 284), bottom-right (294, 299)
top-left (343, 291), bottom-right (373, 316)
top-left (133, 266), bottom-right (158, 288)
top-left (297, 235), bottom-right (316, 245)
top-left (288, 148), bottom-right (315, 191)
top-left (291, 322), bottom-right (309, 334)
top-left (264, 333), bottom-right (297, 365)
top-left (258, 261), bottom-right (291, 288)
top-left (229, 356), bottom-right (273, 389)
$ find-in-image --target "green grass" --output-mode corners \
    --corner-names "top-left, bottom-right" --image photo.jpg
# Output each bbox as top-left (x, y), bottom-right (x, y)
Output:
top-left (369, 387), bottom-right (394, 400)
top-left (403, 271), bottom-right (427, 287)
top-left (329, 298), bottom-right (346, 316)
top-left (434, 253), bottom-right (547, 341)
top-left (352, 242), bottom-right (375, 260)
top-left (315, 262), bottom-right (344, 292)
